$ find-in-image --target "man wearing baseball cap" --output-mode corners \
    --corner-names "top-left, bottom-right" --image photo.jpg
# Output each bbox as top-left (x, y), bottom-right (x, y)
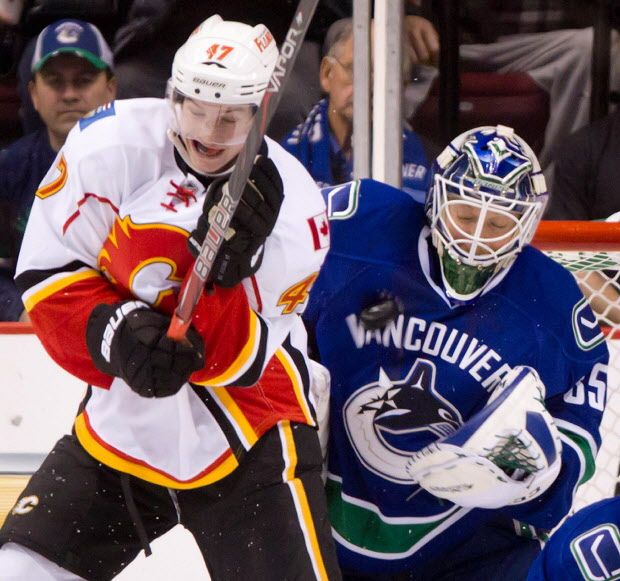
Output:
top-left (29, 18), bottom-right (116, 150)
top-left (0, 19), bottom-right (116, 323)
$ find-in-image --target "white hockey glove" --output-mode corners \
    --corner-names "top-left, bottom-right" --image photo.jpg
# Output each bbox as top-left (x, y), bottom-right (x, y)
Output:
top-left (309, 360), bottom-right (331, 478)
top-left (405, 366), bottom-right (562, 509)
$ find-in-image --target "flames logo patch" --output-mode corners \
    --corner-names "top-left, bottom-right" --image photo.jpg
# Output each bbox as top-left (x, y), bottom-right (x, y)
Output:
top-left (98, 216), bottom-right (194, 312)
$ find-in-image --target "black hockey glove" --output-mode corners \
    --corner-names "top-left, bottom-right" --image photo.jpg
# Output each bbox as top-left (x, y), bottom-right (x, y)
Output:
top-left (188, 155), bottom-right (284, 288)
top-left (86, 300), bottom-right (204, 398)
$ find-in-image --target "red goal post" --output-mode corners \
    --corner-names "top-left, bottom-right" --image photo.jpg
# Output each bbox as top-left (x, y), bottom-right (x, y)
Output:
top-left (533, 220), bottom-right (620, 251)
top-left (533, 220), bottom-right (620, 510)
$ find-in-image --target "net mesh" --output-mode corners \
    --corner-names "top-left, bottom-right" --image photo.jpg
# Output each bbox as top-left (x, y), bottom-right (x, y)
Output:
top-left (534, 221), bottom-right (620, 513)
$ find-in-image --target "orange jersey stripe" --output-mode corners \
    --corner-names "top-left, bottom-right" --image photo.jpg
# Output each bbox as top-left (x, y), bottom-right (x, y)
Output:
top-left (279, 421), bottom-right (330, 581)
top-left (23, 270), bottom-right (102, 313)
top-left (193, 309), bottom-right (260, 386)
top-left (75, 412), bottom-right (239, 489)
top-left (213, 348), bottom-right (314, 442)
top-left (36, 155), bottom-right (67, 199)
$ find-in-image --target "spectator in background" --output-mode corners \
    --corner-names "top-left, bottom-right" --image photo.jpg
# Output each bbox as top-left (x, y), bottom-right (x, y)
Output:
top-left (110, 1), bottom-right (440, 143)
top-left (111, 1), bottom-right (344, 141)
top-left (408, 0), bottom-right (620, 173)
top-left (282, 18), bottom-right (431, 198)
top-left (0, 18), bottom-right (116, 321)
top-left (547, 109), bottom-right (620, 220)
top-left (14, 0), bottom-right (124, 134)
top-left (546, 117), bottom-right (620, 326)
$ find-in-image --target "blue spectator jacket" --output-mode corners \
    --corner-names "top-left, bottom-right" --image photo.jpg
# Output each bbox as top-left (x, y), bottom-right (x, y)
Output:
top-left (281, 98), bottom-right (430, 199)
top-left (0, 129), bottom-right (55, 320)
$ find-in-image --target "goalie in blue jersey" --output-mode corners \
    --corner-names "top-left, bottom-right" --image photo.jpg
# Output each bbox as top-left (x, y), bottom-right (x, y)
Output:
top-left (303, 125), bottom-right (610, 580)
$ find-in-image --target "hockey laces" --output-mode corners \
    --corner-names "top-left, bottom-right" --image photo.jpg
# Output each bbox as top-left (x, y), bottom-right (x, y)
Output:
top-left (161, 180), bottom-right (198, 212)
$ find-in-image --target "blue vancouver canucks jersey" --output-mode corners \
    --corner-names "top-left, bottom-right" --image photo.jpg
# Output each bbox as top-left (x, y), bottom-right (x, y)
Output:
top-left (527, 497), bottom-right (620, 581)
top-left (303, 179), bottom-right (609, 576)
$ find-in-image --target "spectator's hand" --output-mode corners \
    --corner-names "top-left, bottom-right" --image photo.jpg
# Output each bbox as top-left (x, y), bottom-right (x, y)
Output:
top-left (405, 16), bottom-right (440, 67)
top-left (0, 0), bottom-right (25, 25)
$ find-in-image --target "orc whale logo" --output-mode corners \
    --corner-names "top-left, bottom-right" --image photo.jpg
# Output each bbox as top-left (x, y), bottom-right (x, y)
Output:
top-left (343, 359), bottom-right (462, 483)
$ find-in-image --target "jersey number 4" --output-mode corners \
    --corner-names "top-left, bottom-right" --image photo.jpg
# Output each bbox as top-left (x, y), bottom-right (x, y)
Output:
top-left (278, 273), bottom-right (319, 314)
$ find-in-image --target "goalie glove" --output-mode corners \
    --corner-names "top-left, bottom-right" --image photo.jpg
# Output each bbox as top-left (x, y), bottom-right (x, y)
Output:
top-left (405, 366), bottom-right (562, 509)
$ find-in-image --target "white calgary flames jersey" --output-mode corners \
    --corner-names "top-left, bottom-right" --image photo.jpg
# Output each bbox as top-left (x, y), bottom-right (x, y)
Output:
top-left (16, 98), bottom-right (330, 488)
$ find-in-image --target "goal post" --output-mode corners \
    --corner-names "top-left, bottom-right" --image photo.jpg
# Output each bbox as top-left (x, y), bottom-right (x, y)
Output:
top-left (533, 220), bottom-right (620, 251)
top-left (532, 220), bottom-right (620, 510)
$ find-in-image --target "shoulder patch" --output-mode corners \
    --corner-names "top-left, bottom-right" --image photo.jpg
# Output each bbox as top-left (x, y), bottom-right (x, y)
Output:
top-left (570, 522), bottom-right (620, 580)
top-left (572, 298), bottom-right (605, 351)
top-left (79, 101), bottom-right (116, 130)
top-left (36, 154), bottom-right (67, 199)
top-left (324, 180), bottom-right (360, 220)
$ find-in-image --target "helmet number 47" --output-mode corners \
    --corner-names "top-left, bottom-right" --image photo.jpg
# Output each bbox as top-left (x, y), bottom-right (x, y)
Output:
top-left (206, 43), bottom-right (234, 61)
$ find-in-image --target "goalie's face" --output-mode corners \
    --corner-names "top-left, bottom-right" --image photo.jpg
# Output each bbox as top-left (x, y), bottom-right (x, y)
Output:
top-left (426, 126), bottom-right (548, 301)
top-left (442, 197), bottom-right (522, 257)
top-left (429, 174), bottom-right (542, 301)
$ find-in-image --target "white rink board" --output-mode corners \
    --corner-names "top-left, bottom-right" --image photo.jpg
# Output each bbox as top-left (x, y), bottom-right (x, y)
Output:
top-left (0, 329), bottom-right (210, 579)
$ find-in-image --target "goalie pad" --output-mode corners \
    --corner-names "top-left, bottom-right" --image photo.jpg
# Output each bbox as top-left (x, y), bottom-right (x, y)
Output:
top-left (406, 366), bottom-right (562, 509)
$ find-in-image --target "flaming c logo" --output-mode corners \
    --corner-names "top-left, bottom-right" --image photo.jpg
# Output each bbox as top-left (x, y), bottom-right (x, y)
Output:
top-left (98, 216), bottom-right (193, 311)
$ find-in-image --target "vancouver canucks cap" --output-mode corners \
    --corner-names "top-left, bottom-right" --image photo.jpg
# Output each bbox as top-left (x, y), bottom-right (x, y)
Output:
top-left (31, 19), bottom-right (114, 74)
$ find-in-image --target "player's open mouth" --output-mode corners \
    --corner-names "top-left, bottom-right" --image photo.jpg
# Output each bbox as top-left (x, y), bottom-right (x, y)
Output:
top-left (192, 140), bottom-right (224, 158)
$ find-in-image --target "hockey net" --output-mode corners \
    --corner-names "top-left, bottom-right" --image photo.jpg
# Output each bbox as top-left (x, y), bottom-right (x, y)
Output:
top-left (533, 220), bottom-right (620, 513)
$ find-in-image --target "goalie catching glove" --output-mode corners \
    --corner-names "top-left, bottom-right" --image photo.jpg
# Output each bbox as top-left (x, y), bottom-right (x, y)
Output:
top-left (188, 155), bottom-right (284, 288)
top-left (406, 366), bottom-right (562, 509)
top-left (86, 300), bottom-right (204, 398)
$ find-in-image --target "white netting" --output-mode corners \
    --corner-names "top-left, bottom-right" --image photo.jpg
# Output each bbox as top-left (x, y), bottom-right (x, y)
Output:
top-left (535, 221), bottom-right (620, 513)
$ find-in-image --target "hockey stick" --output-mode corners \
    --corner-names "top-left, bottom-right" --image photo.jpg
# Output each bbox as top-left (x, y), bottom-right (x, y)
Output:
top-left (167, 0), bottom-right (320, 341)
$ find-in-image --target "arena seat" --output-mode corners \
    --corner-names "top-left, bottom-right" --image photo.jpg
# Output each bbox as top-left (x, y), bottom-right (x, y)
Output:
top-left (410, 71), bottom-right (550, 155)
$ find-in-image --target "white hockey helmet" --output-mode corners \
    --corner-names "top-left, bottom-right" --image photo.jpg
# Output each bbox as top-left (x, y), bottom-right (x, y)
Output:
top-left (170, 14), bottom-right (278, 107)
top-left (425, 125), bottom-right (548, 302)
top-left (167, 15), bottom-right (278, 172)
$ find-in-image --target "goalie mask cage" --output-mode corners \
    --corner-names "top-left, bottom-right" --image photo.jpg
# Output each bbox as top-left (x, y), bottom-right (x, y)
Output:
top-left (533, 220), bottom-right (620, 513)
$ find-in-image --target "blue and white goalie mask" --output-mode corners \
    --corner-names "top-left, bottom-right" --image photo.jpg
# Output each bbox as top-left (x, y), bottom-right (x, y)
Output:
top-left (425, 125), bottom-right (548, 302)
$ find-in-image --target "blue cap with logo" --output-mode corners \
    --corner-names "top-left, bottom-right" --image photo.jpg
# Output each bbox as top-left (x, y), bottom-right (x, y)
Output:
top-left (31, 19), bottom-right (114, 74)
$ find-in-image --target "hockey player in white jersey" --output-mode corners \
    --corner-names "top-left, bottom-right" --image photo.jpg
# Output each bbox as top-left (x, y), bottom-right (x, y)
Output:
top-left (304, 126), bottom-right (609, 579)
top-left (0, 15), bottom-right (340, 581)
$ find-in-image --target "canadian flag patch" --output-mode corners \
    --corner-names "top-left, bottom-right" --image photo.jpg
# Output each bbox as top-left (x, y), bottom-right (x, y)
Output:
top-left (307, 212), bottom-right (330, 250)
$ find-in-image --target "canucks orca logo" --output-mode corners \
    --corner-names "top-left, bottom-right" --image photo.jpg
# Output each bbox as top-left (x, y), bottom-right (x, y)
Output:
top-left (343, 359), bottom-right (463, 484)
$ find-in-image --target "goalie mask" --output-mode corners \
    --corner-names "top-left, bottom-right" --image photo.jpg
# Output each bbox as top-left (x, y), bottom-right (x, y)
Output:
top-left (167, 15), bottom-right (278, 175)
top-left (425, 125), bottom-right (548, 302)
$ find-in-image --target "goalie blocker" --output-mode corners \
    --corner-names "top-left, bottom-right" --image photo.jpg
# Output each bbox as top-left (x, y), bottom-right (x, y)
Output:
top-left (406, 366), bottom-right (562, 509)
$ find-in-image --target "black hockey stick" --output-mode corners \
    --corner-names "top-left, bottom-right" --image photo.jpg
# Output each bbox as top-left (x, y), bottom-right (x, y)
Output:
top-left (168, 0), bottom-right (320, 341)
